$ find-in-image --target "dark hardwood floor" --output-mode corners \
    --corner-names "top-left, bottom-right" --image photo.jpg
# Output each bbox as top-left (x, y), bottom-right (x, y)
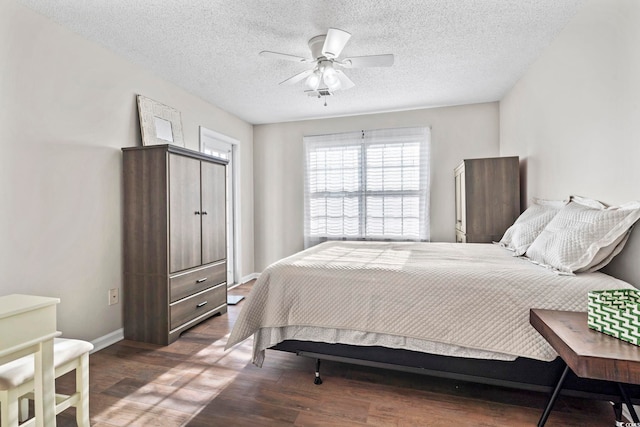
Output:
top-left (53, 282), bottom-right (619, 426)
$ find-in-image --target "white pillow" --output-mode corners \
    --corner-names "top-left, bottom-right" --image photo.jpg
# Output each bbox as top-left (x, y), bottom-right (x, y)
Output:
top-left (499, 198), bottom-right (566, 256)
top-left (525, 196), bottom-right (640, 274)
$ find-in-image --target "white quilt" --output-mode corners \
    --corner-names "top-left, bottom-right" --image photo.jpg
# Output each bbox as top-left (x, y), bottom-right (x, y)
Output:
top-left (226, 241), bottom-right (634, 365)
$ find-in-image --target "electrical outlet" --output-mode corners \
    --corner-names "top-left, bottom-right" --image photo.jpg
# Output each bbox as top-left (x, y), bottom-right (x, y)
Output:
top-left (108, 288), bottom-right (119, 305)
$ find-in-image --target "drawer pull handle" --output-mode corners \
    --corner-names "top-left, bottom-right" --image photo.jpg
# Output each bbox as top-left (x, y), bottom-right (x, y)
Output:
top-left (201, 211), bottom-right (208, 215)
top-left (196, 278), bottom-right (208, 283)
top-left (195, 211), bottom-right (201, 215)
top-left (196, 301), bottom-right (208, 308)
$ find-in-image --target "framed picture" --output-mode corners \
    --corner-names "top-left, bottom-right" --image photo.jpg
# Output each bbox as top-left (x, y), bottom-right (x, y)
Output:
top-left (136, 95), bottom-right (184, 147)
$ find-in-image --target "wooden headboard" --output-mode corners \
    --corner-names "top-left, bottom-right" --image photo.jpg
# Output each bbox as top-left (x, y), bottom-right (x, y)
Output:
top-left (602, 227), bottom-right (640, 289)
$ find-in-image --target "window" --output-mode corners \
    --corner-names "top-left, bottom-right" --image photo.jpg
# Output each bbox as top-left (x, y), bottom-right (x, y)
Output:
top-left (303, 127), bottom-right (430, 248)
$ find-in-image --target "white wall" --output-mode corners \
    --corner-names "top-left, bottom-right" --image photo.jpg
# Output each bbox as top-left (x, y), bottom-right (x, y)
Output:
top-left (0, 1), bottom-right (254, 342)
top-left (253, 103), bottom-right (500, 270)
top-left (500, 0), bottom-right (640, 285)
top-left (500, 0), bottom-right (639, 207)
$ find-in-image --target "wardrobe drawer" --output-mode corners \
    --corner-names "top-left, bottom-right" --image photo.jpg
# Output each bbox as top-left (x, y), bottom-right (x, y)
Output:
top-left (170, 284), bottom-right (226, 331)
top-left (170, 262), bottom-right (226, 302)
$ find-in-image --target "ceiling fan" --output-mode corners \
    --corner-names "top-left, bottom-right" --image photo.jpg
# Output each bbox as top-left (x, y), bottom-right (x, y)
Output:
top-left (260, 28), bottom-right (394, 95)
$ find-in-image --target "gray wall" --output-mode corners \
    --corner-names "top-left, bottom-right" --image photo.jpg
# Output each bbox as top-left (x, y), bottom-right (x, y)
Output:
top-left (253, 103), bottom-right (500, 271)
top-left (0, 0), bottom-right (255, 342)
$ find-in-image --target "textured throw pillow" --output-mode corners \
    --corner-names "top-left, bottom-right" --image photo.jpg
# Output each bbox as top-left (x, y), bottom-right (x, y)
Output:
top-left (525, 196), bottom-right (640, 274)
top-left (499, 198), bottom-right (566, 256)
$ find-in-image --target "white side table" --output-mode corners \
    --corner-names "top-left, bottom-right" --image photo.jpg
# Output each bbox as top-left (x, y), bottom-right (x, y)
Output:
top-left (0, 294), bottom-right (60, 427)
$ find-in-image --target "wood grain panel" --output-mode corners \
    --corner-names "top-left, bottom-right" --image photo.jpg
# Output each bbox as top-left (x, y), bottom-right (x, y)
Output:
top-left (530, 309), bottom-right (640, 384)
top-left (169, 284), bottom-right (226, 330)
top-left (455, 156), bottom-right (520, 243)
top-left (122, 147), bottom-right (169, 276)
top-left (169, 261), bottom-right (226, 302)
top-left (122, 147), bottom-right (170, 344)
top-left (169, 153), bottom-right (202, 273)
top-left (122, 273), bottom-right (170, 345)
top-left (200, 161), bottom-right (226, 265)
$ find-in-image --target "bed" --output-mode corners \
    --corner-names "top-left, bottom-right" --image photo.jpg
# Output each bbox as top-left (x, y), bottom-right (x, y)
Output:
top-left (225, 197), bottom-right (640, 400)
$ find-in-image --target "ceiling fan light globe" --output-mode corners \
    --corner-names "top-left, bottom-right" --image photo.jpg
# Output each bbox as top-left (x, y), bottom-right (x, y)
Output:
top-left (325, 78), bottom-right (342, 91)
top-left (323, 66), bottom-right (340, 90)
top-left (305, 71), bottom-right (321, 90)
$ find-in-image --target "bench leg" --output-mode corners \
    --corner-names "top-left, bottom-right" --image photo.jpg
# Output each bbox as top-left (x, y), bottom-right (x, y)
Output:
top-left (1, 389), bottom-right (20, 427)
top-left (34, 338), bottom-right (56, 427)
top-left (76, 353), bottom-right (91, 427)
top-left (618, 383), bottom-right (639, 423)
top-left (613, 401), bottom-right (623, 422)
top-left (538, 363), bottom-right (570, 427)
top-left (19, 395), bottom-right (29, 422)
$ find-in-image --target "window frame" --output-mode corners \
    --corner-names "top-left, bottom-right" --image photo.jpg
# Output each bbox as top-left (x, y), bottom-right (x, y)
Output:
top-left (303, 127), bottom-right (430, 248)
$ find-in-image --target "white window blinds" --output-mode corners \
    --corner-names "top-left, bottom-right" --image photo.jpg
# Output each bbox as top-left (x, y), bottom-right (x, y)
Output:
top-left (303, 127), bottom-right (430, 248)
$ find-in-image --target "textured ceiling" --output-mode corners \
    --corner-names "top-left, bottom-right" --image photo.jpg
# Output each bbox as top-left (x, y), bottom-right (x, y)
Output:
top-left (18, 0), bottom-right (586, 125)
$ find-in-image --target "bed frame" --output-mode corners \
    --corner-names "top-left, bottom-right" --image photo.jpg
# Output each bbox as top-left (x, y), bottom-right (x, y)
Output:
top-left (269, 228), bottom-right (640, 404)
top-left (271, 340), bottom-right (640, 403)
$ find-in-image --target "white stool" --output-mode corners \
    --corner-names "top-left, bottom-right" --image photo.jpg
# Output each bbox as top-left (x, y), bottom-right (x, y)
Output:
top-left (0, 338), bottom-right (93, 427)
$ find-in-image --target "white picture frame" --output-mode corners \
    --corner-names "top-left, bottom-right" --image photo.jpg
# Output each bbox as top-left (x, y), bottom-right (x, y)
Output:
top-left (136, 95), bottom-right (184, 147)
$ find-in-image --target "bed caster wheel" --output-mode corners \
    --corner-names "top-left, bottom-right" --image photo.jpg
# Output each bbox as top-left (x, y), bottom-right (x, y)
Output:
top-left (314, 359), bottom-right (323, 385)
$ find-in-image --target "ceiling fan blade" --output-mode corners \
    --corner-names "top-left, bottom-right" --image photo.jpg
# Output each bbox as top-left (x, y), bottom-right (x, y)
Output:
top-left (335, 70), bottom-right (355, 90)
top-left (322, 28), bottom-right (351, 58)
top-left (341, 54), bottom-right (394, 68)
top-left (279, 69), bottom-right (314, 85)
top-left (260, 51), bottom-right (312, 63)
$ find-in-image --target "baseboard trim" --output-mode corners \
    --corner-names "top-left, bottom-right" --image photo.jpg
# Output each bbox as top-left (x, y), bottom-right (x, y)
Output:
top-left (91, 328), bottom-right (124, 353)
top-left (240, 273), bottom-right (260, 283)
top-left (228, 273), bottom-right (260, 290)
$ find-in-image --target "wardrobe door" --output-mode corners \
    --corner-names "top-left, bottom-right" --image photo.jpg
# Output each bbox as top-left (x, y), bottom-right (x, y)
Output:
top-left (200, 161), bottom-right (226, 265)
top-left (169, 153), bottom-right (202, 272)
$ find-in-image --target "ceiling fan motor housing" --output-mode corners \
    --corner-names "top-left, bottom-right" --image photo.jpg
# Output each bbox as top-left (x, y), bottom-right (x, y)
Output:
top-left (308, 35), bottom-right (328, 60)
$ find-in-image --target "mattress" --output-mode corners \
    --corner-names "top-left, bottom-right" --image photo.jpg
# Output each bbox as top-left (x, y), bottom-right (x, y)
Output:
top-left (225, 241), bottom-right (635, 366)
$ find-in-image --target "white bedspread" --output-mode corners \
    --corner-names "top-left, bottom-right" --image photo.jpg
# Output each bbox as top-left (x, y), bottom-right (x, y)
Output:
top-left (226, 241), bottom-right (634, 365)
